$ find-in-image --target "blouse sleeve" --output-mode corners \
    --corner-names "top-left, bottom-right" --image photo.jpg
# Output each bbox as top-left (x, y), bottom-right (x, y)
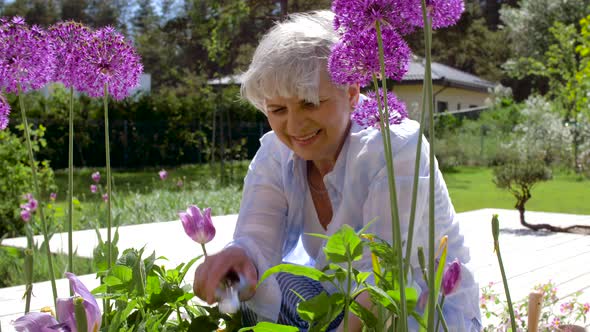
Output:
top-left (227, 134), bottom-right (289, 321)
top-left (360, 133), bottom-right (481, 331)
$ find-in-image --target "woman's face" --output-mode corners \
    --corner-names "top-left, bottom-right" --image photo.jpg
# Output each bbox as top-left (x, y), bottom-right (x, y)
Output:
top-left (265, 72), bottom-right (359, 168)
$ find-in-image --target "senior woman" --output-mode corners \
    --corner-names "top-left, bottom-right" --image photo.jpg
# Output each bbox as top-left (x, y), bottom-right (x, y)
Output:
top-left (193, 10), bottom-right (481, 332)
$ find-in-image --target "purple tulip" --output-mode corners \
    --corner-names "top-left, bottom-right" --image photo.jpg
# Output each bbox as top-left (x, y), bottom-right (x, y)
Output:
top-left (50, 192), bottom-right (57, 201)
top-left (20, 209), bottom-right (31, 222)
top-left (13, 273), bottom-right (101, 332)
top-left (442, 259), bottom-right (462, 296)
top-left (91, 171), bottom-right (100, 183)
top-left (13, 312), bottom-right (59, 331)
top-left (90, 184), bottom-right (98, 193)
top-left (159, 169), bottom-right (168, 180)
top-left (102, 193), bottom-right (108, 202)
top-left (179, 205), bottom-right (216, 244)
top-left (27, 198), bottom-right (38, 212)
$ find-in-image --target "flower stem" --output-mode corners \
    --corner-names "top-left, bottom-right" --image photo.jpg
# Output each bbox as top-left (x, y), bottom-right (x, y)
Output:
top-left (200, 243), bottom-right (208, 257)
top-left (67, 86), bottom-right (74, 285)
top-left (343, 259), bottom-right (352, 332)
top-left (403, 63), bottom-right (428, 278)
top-left (24, 224), bottom-right (34, 313)
top-left (103, 82), bottom-right (112, 323)
top-left (74, 296), bottom-right (89, 332)
top-left (492, 215), bottom-right (517, 332)
top-left (374, 20), bottom-right (408, 331)
top-left (418, 2), bottom-right (438, 331)
top-left (17, 85), bottom-right (57, 308)
top-left (436, 301), bottom-right (449, 332)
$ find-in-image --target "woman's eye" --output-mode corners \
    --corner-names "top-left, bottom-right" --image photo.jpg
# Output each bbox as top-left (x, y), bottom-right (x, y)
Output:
top-left (270, 107), bottom-right (286, 114)
top-left (303, 102), bottom-right (318, 109)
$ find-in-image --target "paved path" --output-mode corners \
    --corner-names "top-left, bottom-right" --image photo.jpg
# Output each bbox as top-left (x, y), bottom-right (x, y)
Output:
top-left (1, 209), bottom-right (589, 330)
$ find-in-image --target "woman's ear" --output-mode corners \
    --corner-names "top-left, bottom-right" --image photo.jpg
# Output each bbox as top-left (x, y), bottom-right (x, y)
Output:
top-left (347, 83), bottom-right (360, 109)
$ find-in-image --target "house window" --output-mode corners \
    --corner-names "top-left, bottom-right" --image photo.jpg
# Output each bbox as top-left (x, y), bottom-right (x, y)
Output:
top-left (437, 101), bottom-right (448, 113)
top-left (469, 104), bottom-right (478, 109)
top-left (457, 103), bottom-right (461, 110)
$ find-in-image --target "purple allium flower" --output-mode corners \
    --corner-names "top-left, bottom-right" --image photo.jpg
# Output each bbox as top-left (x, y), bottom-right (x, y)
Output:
top-left (77, 26), bottom-right (143, 100)
top-left (442, 259), bottom-right (462, 296)
top-left (332, 0), bottom-right (418, 35)
top-left (352, 89), bottom-right (407, 128)
top-left (48, 21), bottom-right (92, 89)
top-left (102, 193), bottom-right (108, 202)
top-left (56, 273), bottom-right (102, 332)
top-left (91, 171), bottom-right (100, 183)
top-left (159, 169), bottom-right (168, 180)
top-left (179, 205), bottom-right (216, 244)
top-left (0, 16), bottom-right (55, 93)
top-left (20, 195), bottom-right (38, 212)
top-left (328, 27), bottom-right (410, 87)
top-left (90, 184), bottom-right (98, 193)
top-left (0, 94), bottom-right (10, 130)
top-left (20, 209), bottom-right (31, 222)
top-left (50, 192), bottom-right (57, 201)
top-left (177, 179), bottom-right (183, 187)
top-left (408, 0), bottom-right (465, 30)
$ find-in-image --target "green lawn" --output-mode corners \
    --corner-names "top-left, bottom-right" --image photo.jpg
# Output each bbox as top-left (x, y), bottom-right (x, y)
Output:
top-left (443, 166), bottom-right (590, 214)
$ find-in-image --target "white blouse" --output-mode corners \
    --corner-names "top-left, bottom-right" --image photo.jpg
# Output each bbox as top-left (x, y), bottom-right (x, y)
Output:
top-left (229, 119), bottom-right (481, 331)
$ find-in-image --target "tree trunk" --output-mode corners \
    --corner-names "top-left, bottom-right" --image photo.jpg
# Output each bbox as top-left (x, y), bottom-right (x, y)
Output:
top-left (516, 197), bottom-right (590, 234)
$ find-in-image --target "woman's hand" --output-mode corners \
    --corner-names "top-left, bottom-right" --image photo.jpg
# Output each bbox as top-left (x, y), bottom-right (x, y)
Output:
top-left (193, 246), bottom-right (258, 304)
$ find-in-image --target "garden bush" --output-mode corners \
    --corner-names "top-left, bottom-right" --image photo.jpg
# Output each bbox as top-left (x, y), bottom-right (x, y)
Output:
top-left (0, 124), bottom-right (56, 238)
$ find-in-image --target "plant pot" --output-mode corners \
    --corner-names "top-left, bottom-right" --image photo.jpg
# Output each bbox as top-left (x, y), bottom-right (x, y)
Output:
top-left (558, 325), bottom-right (586, 332)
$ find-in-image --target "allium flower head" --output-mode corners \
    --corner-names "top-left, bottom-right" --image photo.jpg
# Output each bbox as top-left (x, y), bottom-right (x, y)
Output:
top-left (78, 26), bottom-right (143, 100)
top-left (442, 259), bottom-right (462, 296)
top-left (90, 184), bottom-right (98, 193)
top-left (328, 27), bottom-right (410, 87)
top-left (0, 94), bottom-right (10, 130)
top-left (179, 205), bottom-right (216, 244)
top-left (332, 0), bottom-right (417, 35)
top-left (352, 89), bottom-right (407, 128)
top-left (48, 21), bottom-right (92, 89)
top-left (91, 171), bottom-right (100, 183)
top-left (159, 169), bottom-right (168, 180)
top-left (50, 192), bottom-right (57, 201)
top-left (102, 193), bottom-right (108, 202)
top-left (0, 16), bottom-right (55, 93)
top-left (408, 0), bottom-right (465, 30)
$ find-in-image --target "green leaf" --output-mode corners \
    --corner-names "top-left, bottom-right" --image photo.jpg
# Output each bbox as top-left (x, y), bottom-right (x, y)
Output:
top-left (258, 264), bottom-right (328, 287)
top-left (238, 322), bottom-right (299, 332)
top-left (366, 284), bottom-right (399, 313)
top-left (305, 232), bottom-right (330, 240)
top-left (349, 299), bottom-right (377, 328)
top-left (386, 287), bottom-right (419, 311)
top-left (323, 224), bottom-right (363, 263)
top-left (297, 291), bottom-right (331, 322)
top-left (111, 265), bottom-right (133, 283)
top-left (355, 271), bottom-right (372, 285)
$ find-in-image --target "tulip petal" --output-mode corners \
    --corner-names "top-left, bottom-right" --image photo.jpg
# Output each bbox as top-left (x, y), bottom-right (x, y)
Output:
top-left (13, 312), bottom-right (59, 332)
top-left (442, 259), bottom-right (462, 296)
top-left (188, 205), bottom-right (203, 221)
top-left (64, 273), bottom-right (102, 331)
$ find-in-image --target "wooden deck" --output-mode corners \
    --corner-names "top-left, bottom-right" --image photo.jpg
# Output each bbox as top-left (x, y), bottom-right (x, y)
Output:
top-left (1, 208), bottom-right (589, 330)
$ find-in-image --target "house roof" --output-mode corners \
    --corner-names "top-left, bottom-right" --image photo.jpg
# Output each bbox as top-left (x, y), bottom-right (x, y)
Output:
top-left (208, 57), bottom-right (496, 92)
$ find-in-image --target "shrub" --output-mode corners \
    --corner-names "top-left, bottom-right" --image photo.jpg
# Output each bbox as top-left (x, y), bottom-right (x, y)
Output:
top-left (0, 124), bottom-right (56, 238)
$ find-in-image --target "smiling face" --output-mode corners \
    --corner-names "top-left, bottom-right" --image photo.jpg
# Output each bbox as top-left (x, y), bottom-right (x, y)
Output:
top-left (265, 71), bottom-right (360, 173)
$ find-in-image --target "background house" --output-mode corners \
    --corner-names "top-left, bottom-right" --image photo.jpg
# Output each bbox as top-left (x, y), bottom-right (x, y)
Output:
top-left (208, 57), bottom-right (496, 118)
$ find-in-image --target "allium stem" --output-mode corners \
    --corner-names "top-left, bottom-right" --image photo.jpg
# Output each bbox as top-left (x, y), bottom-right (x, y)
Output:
top-left (403, 65), bottom-right (428, 278)
top-left (17, 85), bottom-right (58, 308)
top-left (492, 215), bottom-right (517, 332)
top-left (418, 2), bottom-right (438, 331)
top-left (103, 82), bottom-right (113, 322)
top-left (67, 86), bottom-right (74, 285)
top-left (374, 21), bottom-right (408, 331)
top-left (24, 225), bottom-right (34, 313)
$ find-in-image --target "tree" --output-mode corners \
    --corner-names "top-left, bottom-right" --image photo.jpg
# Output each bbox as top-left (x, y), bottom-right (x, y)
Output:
top-left (60, 0), bottom-right (89, 22)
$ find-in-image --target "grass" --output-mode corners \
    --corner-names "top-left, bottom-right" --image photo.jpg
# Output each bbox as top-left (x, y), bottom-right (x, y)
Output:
top-left (0, 245), bottom-right (94, 288)
top-left (443, 166), bottom-right (590, 214)
top-left (51, 161), bottom-right (248, 231)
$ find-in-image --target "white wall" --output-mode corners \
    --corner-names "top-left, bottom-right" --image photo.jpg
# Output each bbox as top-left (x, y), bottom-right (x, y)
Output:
top-left (392, 84), bottom-right (491, 119)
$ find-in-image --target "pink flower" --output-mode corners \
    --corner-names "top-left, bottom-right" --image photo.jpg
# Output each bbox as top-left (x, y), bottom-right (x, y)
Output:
top-left (442, 259), bottom-right (462, 296)
top-left (179, 205), bottom-right (215, 244)
top-left (91, 171), bottom-right (100, 183)
top-left (49, 192), bottom-right (57, 201)
top-left (560, 301), bottom-right (574, 313)
top-left (20, 195), bottom-right (38, 212)
top-left (583, 303), bottom-right (589, 314)
top-left (176, 179), bottom-right (183, 187)
top-left (90, 184), bottom-right (98, 193)
top-left (159, 169), bottom-right (168, 180)
top-left (20, 209), bottom-right (31, 222)
top-left (102, 193), bottom-right (108, 202)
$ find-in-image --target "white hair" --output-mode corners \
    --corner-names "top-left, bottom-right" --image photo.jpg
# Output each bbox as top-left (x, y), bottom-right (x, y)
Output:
top-left (240, 10), bottom-right (341, 114)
